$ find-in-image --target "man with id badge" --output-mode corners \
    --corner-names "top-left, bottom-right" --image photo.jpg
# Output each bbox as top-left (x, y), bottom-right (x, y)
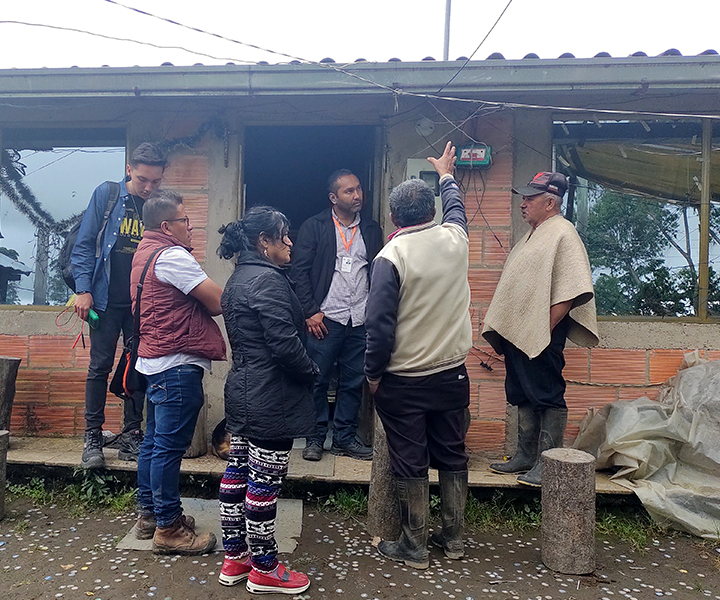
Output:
top-left (292, 170), bottom-right (382, 462)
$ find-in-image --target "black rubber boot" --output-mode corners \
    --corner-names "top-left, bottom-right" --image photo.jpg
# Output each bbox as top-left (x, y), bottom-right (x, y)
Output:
top-left (517, 407), bottom-right (567, 488)
top-left (378, 477), bottom-right (429, 569)
top-left (430, 470), bottom-right (468, 559)
top-left (489, 404), bottom-right (539, 474)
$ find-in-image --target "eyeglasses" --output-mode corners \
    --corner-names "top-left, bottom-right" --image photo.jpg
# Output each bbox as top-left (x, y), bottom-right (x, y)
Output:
top-left (165, 216), bottom-right (190, 226)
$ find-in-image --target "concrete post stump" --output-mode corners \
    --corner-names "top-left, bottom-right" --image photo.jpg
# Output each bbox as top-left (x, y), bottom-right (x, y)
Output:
top-left (0, 430), bottom-right (9, 520)
top-left (541, 448), bottom-right (596, 574)
top-left (0, 356), bottom-right (22, 431)
top-left (367, 413), bottom-right (400, 544)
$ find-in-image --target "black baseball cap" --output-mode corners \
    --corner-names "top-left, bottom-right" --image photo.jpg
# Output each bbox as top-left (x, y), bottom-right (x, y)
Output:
top-left (512, 172), bottom-right (568, 197)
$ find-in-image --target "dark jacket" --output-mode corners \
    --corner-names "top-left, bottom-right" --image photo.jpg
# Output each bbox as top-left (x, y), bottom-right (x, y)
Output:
top-left (222, 251), bottom-right (318, 440)
top-left (290, 208), bottom-right (383, 318)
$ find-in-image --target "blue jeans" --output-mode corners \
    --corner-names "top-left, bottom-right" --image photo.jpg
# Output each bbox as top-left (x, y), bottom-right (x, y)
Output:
top-left (306, 318), bottom-right (365, 447)
top-left (137, 364), bottom-right (204, 527)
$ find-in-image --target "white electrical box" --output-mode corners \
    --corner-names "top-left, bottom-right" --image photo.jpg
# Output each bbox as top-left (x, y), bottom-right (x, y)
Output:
top-left (406, 158), bottom-right (443, 225)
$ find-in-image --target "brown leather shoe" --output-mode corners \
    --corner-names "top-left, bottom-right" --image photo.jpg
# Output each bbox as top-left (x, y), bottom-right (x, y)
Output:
top-left (135, 513), bottom-right (196, 540)
top-left (152, 515), bottom-right (214, 555)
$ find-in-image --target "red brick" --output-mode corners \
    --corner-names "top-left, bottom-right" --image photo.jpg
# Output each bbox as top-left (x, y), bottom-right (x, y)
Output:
top-left (565, 384), bottom-right (617, 421)
top-left (183, 194), bottom-right (209, 229)
top-left (24, 404), bottom-right (78, 436)
top-left (0, 334), bottom-right (29, 363)
top-left (648, 349), bottom-right (686, 384)
top-left (483, 230), bottom-right (511, 265)
top-left (14, 369), bottom-right (50, 405)
top-left (163, 154), bottom-right (209, 189)
top-left (563, 348), bottom-right (590, 382)
top-left (465, 420), bottom-right (505, 452)
top-left (468, 232), bottom-right (483, 265)
top-left (468, 268), bottom-right (502, 307)
top-left (28, 336), bottom-right (76, 368)
top-left (617, 386), bottom-right (659, 402)
top-left (190, 229), bottom-right (207, 264)
top-left (467, 348), bottom-right (505, 381)
top-left (104, 401), bottom-right (123, 434)
top-left (590, 348), bottom-right (647, 384)
top-left (49, 371), bottom-right (87, 404)
top-left (477, 380), bottom-right (507, 419)
top-left (464, 191), bottom-right (512, 227)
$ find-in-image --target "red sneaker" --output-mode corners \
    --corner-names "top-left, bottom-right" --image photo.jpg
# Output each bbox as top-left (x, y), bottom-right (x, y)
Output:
top-left (246, 563), bottom-right (310, 595)
top-left (218, 555), bottom-right (252, 587)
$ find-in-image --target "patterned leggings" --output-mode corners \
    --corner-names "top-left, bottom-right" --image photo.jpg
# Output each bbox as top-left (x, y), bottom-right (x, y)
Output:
top-left (219, 436), bottom-right (293, 572)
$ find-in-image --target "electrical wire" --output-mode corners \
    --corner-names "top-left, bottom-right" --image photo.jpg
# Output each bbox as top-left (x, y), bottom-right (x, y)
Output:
top-left (0, 20), bottom-right (253, 64)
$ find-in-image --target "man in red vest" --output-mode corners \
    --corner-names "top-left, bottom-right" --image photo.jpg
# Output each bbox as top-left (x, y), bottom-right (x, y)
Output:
top-left (131, 189), bottom-right (226, 555)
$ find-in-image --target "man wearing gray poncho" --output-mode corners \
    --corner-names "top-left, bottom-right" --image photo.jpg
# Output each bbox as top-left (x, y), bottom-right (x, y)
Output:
top-left (482, 171), bottom-right (599, 487)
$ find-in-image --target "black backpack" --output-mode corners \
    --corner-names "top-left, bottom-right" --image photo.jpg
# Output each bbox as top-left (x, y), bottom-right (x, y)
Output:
top-left (60, 181), bottom-right (121, 292)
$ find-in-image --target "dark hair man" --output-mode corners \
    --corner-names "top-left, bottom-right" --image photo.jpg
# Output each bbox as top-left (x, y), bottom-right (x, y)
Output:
top-left (71, 142), bottom-right (166, 469)
top-left (132, 190), bottom-right (226, 555)
top-left (483, 172), bottom-right (599, 487)
top-left (291, 169), bottom-right (383, 461)
top-left (365, 141), bottom-right (472, 569)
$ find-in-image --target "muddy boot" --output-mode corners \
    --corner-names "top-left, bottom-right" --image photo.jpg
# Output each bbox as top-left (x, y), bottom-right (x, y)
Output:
top-left (378, 477), bottom-right (429, 569)
top-left (152, 514), bottom-right (216, 555)
top-left (430, 470), bottom-right (468, 559)
top-left (135, 512), bottom-right (196, 540)
top-left (489, 404), bottom-right (539, 474)
top-left (517, 407), bottom-right (567, 488)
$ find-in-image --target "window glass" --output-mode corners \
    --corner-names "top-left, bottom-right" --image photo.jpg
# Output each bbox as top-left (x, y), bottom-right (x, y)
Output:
top-left (554, 120), bottom-right (712, 317)
top-left (0, 143), bottom-right (125, 305)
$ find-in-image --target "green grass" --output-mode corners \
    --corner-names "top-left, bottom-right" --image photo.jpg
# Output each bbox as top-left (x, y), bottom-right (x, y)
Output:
top-left (320, 487), bottom-right (368, 518)
top-left (7, 469), bottom-right (136, 514)
top-left (319, 487), bottom-right (665, 552)
top-left (596, 504), bottom-right (665, 552)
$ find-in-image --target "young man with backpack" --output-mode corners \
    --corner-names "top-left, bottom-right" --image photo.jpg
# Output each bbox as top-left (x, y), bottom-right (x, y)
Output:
top-left (71, 142), bottom-right (166, 469)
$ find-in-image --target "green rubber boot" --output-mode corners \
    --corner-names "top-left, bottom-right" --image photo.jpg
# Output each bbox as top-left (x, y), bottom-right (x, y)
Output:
top-left (517, 407), bottom-right (568, 488)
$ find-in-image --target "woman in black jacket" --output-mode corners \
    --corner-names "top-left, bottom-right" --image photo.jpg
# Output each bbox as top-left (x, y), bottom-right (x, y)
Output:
top-left (216, 206), bottom-right (318, 595)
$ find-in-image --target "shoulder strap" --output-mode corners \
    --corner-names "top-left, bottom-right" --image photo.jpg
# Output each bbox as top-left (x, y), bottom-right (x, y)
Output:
top-left (134, 245), bottom-right (174, 339)
top-left (94, 181), bottom-right (122, 259)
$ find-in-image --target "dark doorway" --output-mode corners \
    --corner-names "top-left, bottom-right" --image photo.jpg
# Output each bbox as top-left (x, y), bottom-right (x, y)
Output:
top-left (243, 125), bottom-right (377, 237)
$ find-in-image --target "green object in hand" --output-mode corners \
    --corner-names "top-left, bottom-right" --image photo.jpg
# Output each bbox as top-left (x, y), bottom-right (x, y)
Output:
top-left (88, 309), bottom-right (99, 329)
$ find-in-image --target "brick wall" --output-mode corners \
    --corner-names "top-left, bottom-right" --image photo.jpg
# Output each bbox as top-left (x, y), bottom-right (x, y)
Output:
top-left (2, 147), bottom-right (211, 438)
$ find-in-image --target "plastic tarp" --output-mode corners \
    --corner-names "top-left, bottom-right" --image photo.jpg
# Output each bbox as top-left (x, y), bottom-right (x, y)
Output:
top-left (573, 353), bottom-right (720, 539)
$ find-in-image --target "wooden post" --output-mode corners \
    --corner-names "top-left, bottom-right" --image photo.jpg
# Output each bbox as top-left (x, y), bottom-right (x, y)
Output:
top-left (366, 413), bottom-right (400, 544)
top-left (541, 448), bottom-right (596, 574)
top-left (0, 430), bottom-right (9, 520)
top-left (0, 356), bottom-right (22, 431)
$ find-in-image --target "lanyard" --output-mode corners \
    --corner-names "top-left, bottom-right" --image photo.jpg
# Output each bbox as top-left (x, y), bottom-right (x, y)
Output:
top-left (332, 214), bottom-right (357, 253)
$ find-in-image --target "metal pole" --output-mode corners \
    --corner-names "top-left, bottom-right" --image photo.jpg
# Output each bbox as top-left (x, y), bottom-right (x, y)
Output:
top-left (698, 119), bottom-right (711, 319)
top-left (443, 0), bottom-right (452, 61)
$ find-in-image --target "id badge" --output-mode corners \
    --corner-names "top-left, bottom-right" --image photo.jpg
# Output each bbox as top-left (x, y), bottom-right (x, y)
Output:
top-left (341, 256), bottom-right (353, 273)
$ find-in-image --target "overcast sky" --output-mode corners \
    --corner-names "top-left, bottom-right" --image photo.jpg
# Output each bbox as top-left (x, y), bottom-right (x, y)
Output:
top-left (1, 0), bottom-right (718, 69)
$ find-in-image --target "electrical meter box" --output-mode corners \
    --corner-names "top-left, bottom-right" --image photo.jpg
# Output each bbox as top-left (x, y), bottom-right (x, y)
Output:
top-left (456, 144), bottom-right (492, 169)
top-left (406, 158), bottom-right (443, 225)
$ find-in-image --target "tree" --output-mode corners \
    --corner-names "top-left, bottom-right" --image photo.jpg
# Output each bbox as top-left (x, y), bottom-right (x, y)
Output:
top-left (582, 187), bottom-right (716, 316)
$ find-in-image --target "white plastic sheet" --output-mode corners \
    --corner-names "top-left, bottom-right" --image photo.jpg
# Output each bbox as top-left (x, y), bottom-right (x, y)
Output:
top-left (573, 354), bottom-right (720, 539)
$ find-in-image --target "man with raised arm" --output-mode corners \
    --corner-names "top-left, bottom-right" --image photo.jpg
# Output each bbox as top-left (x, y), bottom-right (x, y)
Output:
top-left (365, 141), bottom-right (472, 569)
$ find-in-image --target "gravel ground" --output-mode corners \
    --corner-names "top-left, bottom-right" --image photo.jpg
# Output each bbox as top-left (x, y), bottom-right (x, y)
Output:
top-left (1, 496), bottom-right (719, 600)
